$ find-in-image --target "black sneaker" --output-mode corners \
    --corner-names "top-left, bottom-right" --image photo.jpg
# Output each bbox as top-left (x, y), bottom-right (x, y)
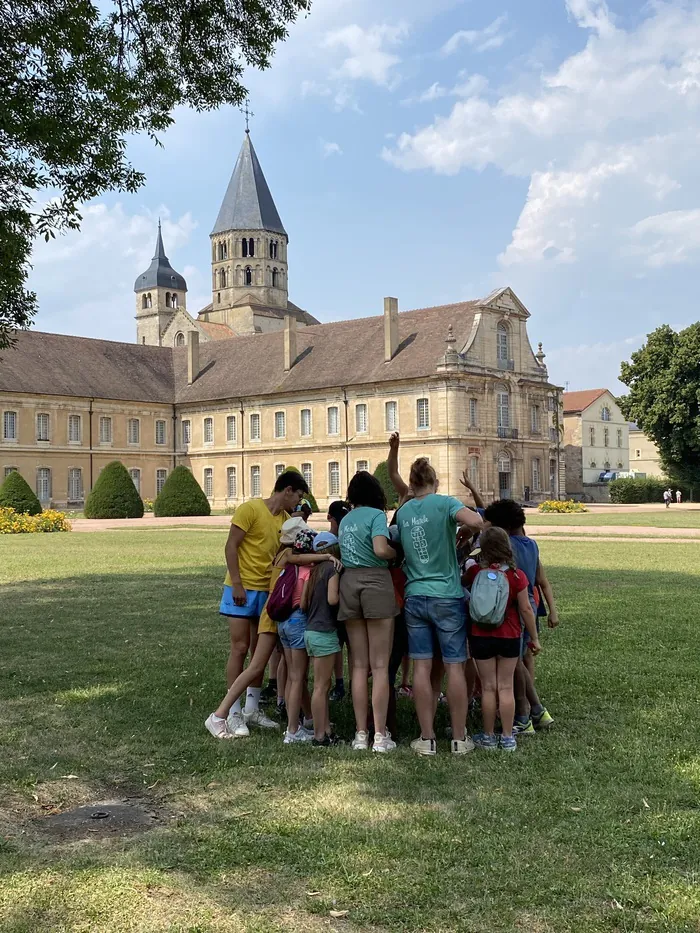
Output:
top-left (260, 682), bottom-right (277, 704)
top-left (329, 684), bottom-right (346, 701)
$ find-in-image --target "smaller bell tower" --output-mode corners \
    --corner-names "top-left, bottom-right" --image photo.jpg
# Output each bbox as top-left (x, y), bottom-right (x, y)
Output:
top-left (134, 222), bottom-right (188, 346)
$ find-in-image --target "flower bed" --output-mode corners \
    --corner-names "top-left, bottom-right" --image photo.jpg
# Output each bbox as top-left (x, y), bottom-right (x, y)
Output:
top-left (0, 507), bottom-right (72, 533)
top-left (537, 500), bottom-right (588, 514)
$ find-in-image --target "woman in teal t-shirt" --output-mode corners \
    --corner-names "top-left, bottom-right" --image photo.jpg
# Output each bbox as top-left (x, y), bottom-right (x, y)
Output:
top-left (338, 471), bottom-right (397, 754)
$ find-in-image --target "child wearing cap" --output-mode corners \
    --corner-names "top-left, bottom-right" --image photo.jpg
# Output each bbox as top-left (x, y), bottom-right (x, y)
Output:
top-left (300, 532), bottom-right (343, 746)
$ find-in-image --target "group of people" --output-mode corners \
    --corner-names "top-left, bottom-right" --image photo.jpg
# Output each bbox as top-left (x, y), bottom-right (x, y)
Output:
top-left (205, 433), bottom-right (559, 755)
top-left (663, 488), bottom-right (682, 507)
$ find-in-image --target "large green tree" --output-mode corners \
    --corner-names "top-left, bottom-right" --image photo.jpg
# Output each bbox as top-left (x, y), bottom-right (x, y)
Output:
top-left (619, 323), bottom-right (700, 487)
top-left (0, 0), bottom-right (310, 349)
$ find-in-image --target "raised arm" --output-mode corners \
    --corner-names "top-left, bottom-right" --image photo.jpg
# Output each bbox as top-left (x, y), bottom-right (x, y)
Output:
top-left (224, 524), bottom-right (247, 606)
top-left (460, 469), bottom-right (485, 510)
top-left (388, 432), bottom-right (409, 500)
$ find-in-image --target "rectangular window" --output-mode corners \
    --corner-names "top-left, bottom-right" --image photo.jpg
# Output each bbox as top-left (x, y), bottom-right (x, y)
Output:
top-left (328, 461), bottom-right (340, 497)
top-left (182, 419), bottom-right (191, 446)
top-left (604, 427), bottom-right (609, 447)
top-left (36, 467), bottom-right (51, 501)
top-left (155, 420), bottom-right (166, 446)
top-left (300, 409), bottom-right (312, 437)
top-left (356, 460), bottom-right (369, 473)
top-left (469, 456), bottom-right (479, 486)
top-left (99, 416), bottom-right (112, 444)
top-left (127, 418), bottom-right (140, 445)
top-left (497, 393), bottom-right (510, 429)
top-left (203, 467), bottom-right (213, 497)
top-left (4, 466), bottom-right (18, 479)
top-left (589, 426), bottom-right (596, 446)
top-left (250, 413), bottom-right (261, 441)
top-left (3, 411), bottom-right (17, 441)
top-left (68, 467), bottom-right (83, 501)
top-left (469, 398), bottom-right (478, 427)
top-left (532, 458), bottom-right (541, 492)
top-left (227, 466), bottom-right (237, 498)
top-left (275, 463), bottom-right (285, 478)
top-left (226, 415), bottom-right (236, 443)
top-left (327, 406), bottom-right (339, 436)
top-left (417, 397), bottom-right (430, 430)
top-left (36, 413), bottom-right (50, 442)
top-left (274, 411), bottom-right (286, 439)
top-left (530, 404), bottom-right (540, 434)
top-left (635, 449), bottom-right (641, 459)
top-left (156, 469), bottom-right (167, 495)
top-left (250, 465), bottom-right (261, 497)
top-left (68, 414), bottom-right (81, 443)
top-left (203, 417), bottom-right (214, 445)
top-left (301, 462), bottom-right (313, 490)
top-left (617, 428), bottom-right (623, 448)
top-left (385, 401), bottom-right (398, 432)
top-left (129, 468), bottom-right (141, 494)
top-left (355, 403), bottom-right (368, 434)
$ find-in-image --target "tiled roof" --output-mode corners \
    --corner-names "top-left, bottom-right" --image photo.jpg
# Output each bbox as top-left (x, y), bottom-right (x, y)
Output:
top-left (563, 389), bottom-right (608, 414)
top-left (0, 331), bottom-right (174, 403)
top-left (198, 321), bottom-right (235, 340)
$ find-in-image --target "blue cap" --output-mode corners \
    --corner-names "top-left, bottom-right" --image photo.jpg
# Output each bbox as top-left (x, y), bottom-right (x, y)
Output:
top-left (313, 532), bottom-right (338, 552)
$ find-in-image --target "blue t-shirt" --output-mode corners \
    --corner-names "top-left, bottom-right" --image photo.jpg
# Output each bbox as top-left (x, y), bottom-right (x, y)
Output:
top-left (398, 494), bottom-right (465, 599)
top-left (339, 507), bottom-right (390, 569)
top-left (510, 534), bottom-right (539, 611)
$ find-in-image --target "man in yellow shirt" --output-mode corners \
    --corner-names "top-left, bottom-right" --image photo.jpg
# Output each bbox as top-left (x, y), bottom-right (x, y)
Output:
top-left (219, 470), bottom-right (309, 735)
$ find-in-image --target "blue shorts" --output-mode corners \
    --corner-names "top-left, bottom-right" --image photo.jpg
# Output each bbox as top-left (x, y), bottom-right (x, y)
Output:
top-left (278, 609), bottom-right (308, 650)
top-left (219, 586), bottom-right (268, 619)
top-left (405, 596), bottom-right (467, 664)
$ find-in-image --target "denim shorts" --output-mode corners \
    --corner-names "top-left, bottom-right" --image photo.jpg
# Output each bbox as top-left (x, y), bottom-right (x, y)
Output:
top-left (278, 609), bottom-right (307, 650)
top-left (219, 586), bottom-right (269, 619)
top-left (404, 595), bottom-right (467, 664)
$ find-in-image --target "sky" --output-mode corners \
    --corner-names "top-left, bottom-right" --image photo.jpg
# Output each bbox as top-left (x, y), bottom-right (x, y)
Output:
top-left (28, 0), bottom-right (700, 393)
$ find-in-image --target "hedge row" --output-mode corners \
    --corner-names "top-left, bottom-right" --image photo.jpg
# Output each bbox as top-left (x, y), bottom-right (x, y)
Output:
top-left (609, 477), bottom-right (689, 503)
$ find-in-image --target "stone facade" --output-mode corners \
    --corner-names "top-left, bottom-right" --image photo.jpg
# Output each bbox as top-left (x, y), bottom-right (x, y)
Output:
top-left (563, 389), bottom-right (629, 491)
top-left (628, 424), bottom-right (663, 477)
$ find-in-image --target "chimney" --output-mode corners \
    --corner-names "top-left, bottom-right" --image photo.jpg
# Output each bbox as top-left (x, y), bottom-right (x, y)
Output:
top-left (284, 314), bottom-right (297, 371)
top-left (187, 330), bottom-right (199, 385)
top-left (384, 296), bottom-right (399, 362)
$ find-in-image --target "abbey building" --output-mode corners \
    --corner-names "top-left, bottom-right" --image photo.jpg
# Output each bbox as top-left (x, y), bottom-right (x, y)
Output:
top-left (0, 132), bottom-right (565, 509)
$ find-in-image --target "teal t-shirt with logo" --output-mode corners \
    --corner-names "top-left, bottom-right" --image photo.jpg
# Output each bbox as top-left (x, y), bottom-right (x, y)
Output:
top-left (398, 494), bottom-right (465, 598)
top-left (339, 507), bottom-right (390, 569)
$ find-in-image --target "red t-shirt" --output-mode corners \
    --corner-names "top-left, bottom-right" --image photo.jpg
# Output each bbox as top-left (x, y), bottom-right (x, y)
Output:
top-left (466, 564), bottom-right (528, 640)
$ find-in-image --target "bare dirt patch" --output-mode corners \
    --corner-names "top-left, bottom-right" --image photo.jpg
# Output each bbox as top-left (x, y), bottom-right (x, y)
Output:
top-left (33, 797), bottom-right (162, 842)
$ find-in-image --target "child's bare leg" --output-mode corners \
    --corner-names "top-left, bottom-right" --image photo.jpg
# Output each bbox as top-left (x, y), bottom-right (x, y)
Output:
top-left (475, 658), bottom-right (497, 734)
top-left (311, 654), bottom-right (336, 740)
top-left (496, 657), bottom-right (519, 737)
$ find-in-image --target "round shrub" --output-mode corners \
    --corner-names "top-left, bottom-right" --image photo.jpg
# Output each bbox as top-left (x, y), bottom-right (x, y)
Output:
top-left (153, 466), bottom-right (211, 517)
top-left (0, 470), bottom-right (42, 515)
top-left (373, 461), bottom-right (398, 510)
top-left (84, 461), bottom-right (145, 519)
top-left (285, 467), bottom-right (318, 512)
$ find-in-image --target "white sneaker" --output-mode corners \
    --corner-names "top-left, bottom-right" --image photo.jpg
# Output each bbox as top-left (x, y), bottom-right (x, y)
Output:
top-left (283, 728), bottom-right (312, 744)
top-left (205, 713), bottom-right (234, 739)
top-left (351, 730), bottom-right (370, 751)
top-left (451, 735), bottom-right (475, 755)
top-left (226, 711), bottom-right (250, 738)
top-left (244, 708), bottom-right (279, 730)
top-left (372, 731), bottom-right (397, 753)
top-left (410, 736), bottom-right (437, 757)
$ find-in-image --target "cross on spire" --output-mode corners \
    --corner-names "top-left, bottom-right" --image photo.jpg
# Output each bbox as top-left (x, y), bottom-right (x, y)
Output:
top-left (242, 100), bottom-right (254, 134)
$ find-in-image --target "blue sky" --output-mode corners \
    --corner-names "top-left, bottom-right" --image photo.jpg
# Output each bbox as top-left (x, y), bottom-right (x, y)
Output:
top-left (29, 0), bottom-right (700, 392)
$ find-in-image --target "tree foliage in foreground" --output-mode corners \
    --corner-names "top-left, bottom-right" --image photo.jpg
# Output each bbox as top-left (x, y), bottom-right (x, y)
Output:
top-left (0, 0), bottom-right (310, 349)
top-left (619, 324), bottom-right (700, 488)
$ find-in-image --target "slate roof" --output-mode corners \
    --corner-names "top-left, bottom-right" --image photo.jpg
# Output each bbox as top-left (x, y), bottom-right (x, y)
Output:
top-left (563, 389), bottom-right (608, 414)
top-left (211, 134), bottom-right (287, 237)
top-left (134, 223), bottom-right (188, 293)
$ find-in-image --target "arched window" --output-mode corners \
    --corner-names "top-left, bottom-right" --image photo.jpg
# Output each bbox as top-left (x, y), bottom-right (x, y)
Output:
top-left (171, 293), bottom-right (178, 308)
top-left (141, 294), bottom-right (148, 309)
top-left (248, 237), bottom-right (255, 257)
top-left (242, 238), bottom-right (248, 258)
top-left (146, 293), bottom-right (152, 308)
top-left (245, 266), bottom-right (252, 286)
top-left (175, 332), bottom-right (185, 347)
top-left (601, 406), bottom-right (611, 422)
top-left (272, 267), bottom-right (279, 287)
top-left (219, 269), bottom-right (227, 288)
top-left (497, 323), bottom-right (509, 362)
top-left (165, 292), bottom-right (172, 307)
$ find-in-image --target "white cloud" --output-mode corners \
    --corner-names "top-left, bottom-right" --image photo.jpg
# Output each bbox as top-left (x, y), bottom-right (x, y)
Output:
top-left (29, 203), bottom-right (205, 342)
top-left (441, 15), bottom-right (511, 56)
top-left (628, 208), bottom-right (700, 268)
top-left (324, 23), bottom-right (408, 87)
top-left (321, 140), bottom-right (343, 158)
top-left (547, 333), bottom-right (646, 392)
top-left (565, 0), bottom-right (615, 36)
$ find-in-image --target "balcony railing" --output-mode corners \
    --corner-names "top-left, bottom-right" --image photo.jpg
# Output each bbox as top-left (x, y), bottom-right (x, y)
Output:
top-left (497, 358), bottom-right (515, 371)
top-left (497, 427), bottom-right (519, 439)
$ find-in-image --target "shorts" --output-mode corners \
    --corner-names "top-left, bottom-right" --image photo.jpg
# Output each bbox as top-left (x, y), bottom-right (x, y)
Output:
top-left (338, 567), bottom-right (397, 622)
top-left (305, 629), bottom-right (341, 657)
top-left (278, 609), bottom-right (307, 650)
top-left (469, 635), bottom-right (521, 660)
top-left (404, 595), bottom-right (467, 664)
top-left (220, 586), bottom-right (268, 619)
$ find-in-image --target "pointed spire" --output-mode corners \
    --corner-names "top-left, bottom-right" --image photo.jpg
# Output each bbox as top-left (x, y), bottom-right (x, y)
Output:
top-left (134, 222), bottom-right (187, 293)
top-left (153, 218), bottom-right (167, 260)
top-left (211, 134), bottom-right (286, 237)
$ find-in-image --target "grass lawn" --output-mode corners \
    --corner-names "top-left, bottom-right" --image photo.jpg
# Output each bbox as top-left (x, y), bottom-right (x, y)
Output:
top-left (529, 509), bottom-right (700, 528)
top-left (2, 531), bottom-right (700, 932)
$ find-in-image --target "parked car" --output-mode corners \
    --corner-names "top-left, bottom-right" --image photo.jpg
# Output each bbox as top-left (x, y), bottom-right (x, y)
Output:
top-left (598, 471), bottom-right (618, 482)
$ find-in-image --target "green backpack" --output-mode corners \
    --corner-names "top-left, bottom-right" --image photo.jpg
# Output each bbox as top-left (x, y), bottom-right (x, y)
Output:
top-left (469, 564), bottom-right (510, 631)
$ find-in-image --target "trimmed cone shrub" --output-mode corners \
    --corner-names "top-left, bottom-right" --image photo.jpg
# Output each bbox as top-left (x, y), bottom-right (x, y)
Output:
top-left (285, 467), bottom-right (318, 512)
top-left (84, 461), bottom-right (144, 519)
top-left (154, 466), bottom-right (211, 517)
top-left (373, 461), bottom-right (398, 510)
top-left (0, 470), bottom-right (42, 515)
